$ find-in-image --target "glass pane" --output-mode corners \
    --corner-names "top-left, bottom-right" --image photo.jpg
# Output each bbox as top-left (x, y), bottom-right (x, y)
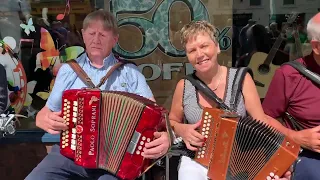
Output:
top-left (0, 0), bottom-right (233, 132)
top-left (250, 0), bottom-right (261, 6)
top-left (283, 0), bottom-right (295, 5)
top-left (0, 0), bottom-right (93, 131)
top-left (0, 0), bottom-right (318, 135)
top-left (233, 0), bottom-right (315, 100)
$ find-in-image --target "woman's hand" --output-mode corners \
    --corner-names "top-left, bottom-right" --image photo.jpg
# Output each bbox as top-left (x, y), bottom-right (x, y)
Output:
top-left (267, 170), bottom-right (291, 180)
top-left (175, 121), bottom-right (205, 151)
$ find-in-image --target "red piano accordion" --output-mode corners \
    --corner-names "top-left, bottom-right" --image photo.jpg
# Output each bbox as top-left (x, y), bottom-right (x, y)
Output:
top-left (194, 107), bottom-right (300, 180)
top-left (60, 89), bottom-right (167, 180)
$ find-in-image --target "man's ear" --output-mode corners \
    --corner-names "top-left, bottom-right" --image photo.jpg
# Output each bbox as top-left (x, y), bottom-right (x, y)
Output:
top-left (81, 29), bottom-right (85, 37)
top-left (113, 34), bottom-right (119, 46)
top-left (311, 40), bottom-right (320, 55)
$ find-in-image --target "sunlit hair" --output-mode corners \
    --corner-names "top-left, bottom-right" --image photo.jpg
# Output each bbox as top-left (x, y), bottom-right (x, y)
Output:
top-left (307, 14), bottom-right (320, 41)
top-left (83, 10), bottom-right (118, 35)
top-left (180, 20), bottom-right (218, 48)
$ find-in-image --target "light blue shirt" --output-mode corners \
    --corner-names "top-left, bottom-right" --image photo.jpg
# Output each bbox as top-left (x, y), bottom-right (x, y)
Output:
top-left (46, 53), bottom-right (153, 112)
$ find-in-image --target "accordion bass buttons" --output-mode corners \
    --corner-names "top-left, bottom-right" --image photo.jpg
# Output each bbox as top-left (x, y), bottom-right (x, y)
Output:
top-left (126, 130), bottom-right (154, 165)
top-left (60, 89), bottom-right (81, 159)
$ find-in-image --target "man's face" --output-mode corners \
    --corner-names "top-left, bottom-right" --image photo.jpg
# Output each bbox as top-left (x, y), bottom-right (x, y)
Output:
top-left (82, 20), bottom-right (118, 59)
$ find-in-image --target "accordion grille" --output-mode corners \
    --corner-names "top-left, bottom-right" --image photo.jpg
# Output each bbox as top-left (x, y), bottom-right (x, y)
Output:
top-left (97, 92), bottom-right (145, 173)
top-left (226, 116), bottom-right (285, 180)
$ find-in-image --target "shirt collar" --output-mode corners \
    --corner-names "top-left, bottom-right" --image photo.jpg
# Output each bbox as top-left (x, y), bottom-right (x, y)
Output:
top-left (85, 53), bottom-right (117, 69)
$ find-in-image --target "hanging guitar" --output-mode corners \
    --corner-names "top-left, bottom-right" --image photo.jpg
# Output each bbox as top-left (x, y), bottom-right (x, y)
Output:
top-left (247, 13), bottom-right (299, 99)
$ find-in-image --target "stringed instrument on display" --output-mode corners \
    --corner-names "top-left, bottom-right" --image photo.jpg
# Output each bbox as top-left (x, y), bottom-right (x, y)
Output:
top-left (247, 13), bottom-right (299, 98)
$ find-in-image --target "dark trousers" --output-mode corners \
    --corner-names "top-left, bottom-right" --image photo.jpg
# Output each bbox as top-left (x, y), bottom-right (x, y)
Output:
top-left (292, 149), bottom-right (320, 180)
top-left (25, 145), bottom-right (119, 180)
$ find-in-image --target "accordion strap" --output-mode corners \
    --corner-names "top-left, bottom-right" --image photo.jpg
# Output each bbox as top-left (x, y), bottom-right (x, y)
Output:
top-left (66, 59), bottom-right (129, 89)
top-left (67, 60), bottom-right (96, 88)
top-left (185, 73), bottom-right (230, 111)
top-left (283, 60), bottom-right (320, 85)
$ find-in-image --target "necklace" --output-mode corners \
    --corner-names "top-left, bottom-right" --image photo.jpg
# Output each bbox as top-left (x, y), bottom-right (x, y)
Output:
top-left (212, 66), bottom-right (222, 91)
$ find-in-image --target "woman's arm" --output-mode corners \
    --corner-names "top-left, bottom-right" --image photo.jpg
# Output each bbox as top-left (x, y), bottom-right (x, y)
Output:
top-left (242, 73), bottom-right (296, 139)
top-left (169, 79), bottom-right (204, 150)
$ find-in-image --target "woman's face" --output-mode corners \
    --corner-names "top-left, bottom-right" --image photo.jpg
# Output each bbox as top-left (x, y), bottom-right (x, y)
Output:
top-left (185, 32), bottom-right (220, 74)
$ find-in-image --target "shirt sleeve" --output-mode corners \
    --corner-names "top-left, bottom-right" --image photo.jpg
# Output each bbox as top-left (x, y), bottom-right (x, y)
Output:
top-left (46, 64), bottom-right (75, 112)
top-left (262, 68), bottom-right (289, 118)
top-left (125, 64), bottom-right (154, 99)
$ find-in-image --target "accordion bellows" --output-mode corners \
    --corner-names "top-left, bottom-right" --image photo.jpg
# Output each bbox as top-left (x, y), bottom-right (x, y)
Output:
top-left (60, 89), bottom-right (166, 180)
top-left (194, 108), bottom-right (300, 180)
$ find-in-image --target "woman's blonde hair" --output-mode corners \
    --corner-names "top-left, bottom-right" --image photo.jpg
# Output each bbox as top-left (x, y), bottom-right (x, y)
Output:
top-left (180, 20), bottom-right (218, 48)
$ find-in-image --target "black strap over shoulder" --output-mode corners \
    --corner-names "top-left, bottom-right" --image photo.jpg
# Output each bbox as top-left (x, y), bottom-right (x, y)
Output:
top-left (185, 73), bottom-right (230, 111)
top-left (229, 67), bottom-right (253, 111)
top-left (280, 60), bottom-right (320, 130)
top-left (283, 60), bottom-right (320, 86)
top-left (185, 67), bottom-right (252, 112)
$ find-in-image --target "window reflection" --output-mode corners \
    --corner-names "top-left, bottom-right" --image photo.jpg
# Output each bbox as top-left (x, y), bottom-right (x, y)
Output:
top-left (0, 0), bottom-right (319, 131)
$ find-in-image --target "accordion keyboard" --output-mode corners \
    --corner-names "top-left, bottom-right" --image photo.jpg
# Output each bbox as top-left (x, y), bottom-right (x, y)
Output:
top-left (195, 108), bottom-right (222, 167)
top-left (60, 89), bottom-right (80, 159)
top-left (61, 99), bottom-right (78, 150)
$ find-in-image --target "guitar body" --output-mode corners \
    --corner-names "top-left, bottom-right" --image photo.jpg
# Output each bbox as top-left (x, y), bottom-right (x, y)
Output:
top-left (247, 52), bottom-right (280, 98)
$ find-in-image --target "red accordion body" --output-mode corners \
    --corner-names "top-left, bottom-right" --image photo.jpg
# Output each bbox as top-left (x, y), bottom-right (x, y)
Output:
top-left (60, 89), bottom-right (165, 180)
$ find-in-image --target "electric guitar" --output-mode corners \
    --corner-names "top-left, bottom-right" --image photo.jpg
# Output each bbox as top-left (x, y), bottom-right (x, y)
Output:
top-left (247, 13), bottom-right (298, 98)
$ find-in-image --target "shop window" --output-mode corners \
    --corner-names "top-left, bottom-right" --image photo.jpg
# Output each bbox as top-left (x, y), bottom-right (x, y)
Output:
top-left (250, 0), bottom-right (261, 6)
top-left (283, 0), bottom-right (295, 5)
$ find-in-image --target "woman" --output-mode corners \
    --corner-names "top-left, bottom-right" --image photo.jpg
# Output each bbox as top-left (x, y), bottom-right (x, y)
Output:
top-left (169, 20), bottom-right (292, 180)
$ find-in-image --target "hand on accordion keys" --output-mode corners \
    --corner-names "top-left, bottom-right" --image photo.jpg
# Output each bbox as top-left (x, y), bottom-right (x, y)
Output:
top-left (36, 108), bottom-right (68, 135)
top-left (268, 169), bottom-right (292, 180)
top-left (141, 131), bottom-right (170, 159)
top-left (174, 120), bottom-right (206, 151)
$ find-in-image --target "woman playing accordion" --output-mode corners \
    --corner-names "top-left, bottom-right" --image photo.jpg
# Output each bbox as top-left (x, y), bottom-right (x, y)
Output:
top-left (169, 20), bottom-right (298, 180)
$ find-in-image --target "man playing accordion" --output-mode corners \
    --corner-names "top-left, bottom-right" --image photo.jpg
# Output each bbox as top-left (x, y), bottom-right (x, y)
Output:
top-left (26, 10), bottom-right (170, 180)
top-left (263, 12), bottom-right (320, 180)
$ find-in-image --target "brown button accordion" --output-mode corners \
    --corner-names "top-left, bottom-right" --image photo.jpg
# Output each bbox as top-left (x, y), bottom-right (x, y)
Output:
top-left (194, 107), bottom-right (300, 180)
top-left (60, 89), bottom-right (167, 180)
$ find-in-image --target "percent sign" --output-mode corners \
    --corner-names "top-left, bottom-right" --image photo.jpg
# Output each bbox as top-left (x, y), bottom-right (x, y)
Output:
top-left (217, 27), bottom-right (232, 51)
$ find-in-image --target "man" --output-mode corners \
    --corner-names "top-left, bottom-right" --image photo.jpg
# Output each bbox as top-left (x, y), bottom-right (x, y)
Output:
top-left (263, 12), bottom-right (320, 180)
top-left (0, 63), bottom-right (8, 114)
top-left (26, 10), bottom-right (170, 180)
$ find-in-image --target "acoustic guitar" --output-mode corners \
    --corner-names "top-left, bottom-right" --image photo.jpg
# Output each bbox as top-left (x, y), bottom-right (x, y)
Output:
top-left (247, 13), bottom-right (298, 98)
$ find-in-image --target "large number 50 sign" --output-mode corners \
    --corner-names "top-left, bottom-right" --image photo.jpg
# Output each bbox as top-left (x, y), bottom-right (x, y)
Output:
top-left (110, 0), bottom-right (231, 59)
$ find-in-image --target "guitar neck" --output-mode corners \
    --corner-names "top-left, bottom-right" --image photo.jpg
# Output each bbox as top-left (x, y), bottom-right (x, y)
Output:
top-left (294, 31), bottom-right (303, 58)
top-left (264, 34), bottom-right (284, 65)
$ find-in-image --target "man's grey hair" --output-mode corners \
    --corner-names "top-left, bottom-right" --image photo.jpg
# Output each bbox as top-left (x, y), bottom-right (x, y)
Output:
top-left (307, 14), bottom-right (320, 41)
top-left (83, 10), bottom-right (118, 34)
